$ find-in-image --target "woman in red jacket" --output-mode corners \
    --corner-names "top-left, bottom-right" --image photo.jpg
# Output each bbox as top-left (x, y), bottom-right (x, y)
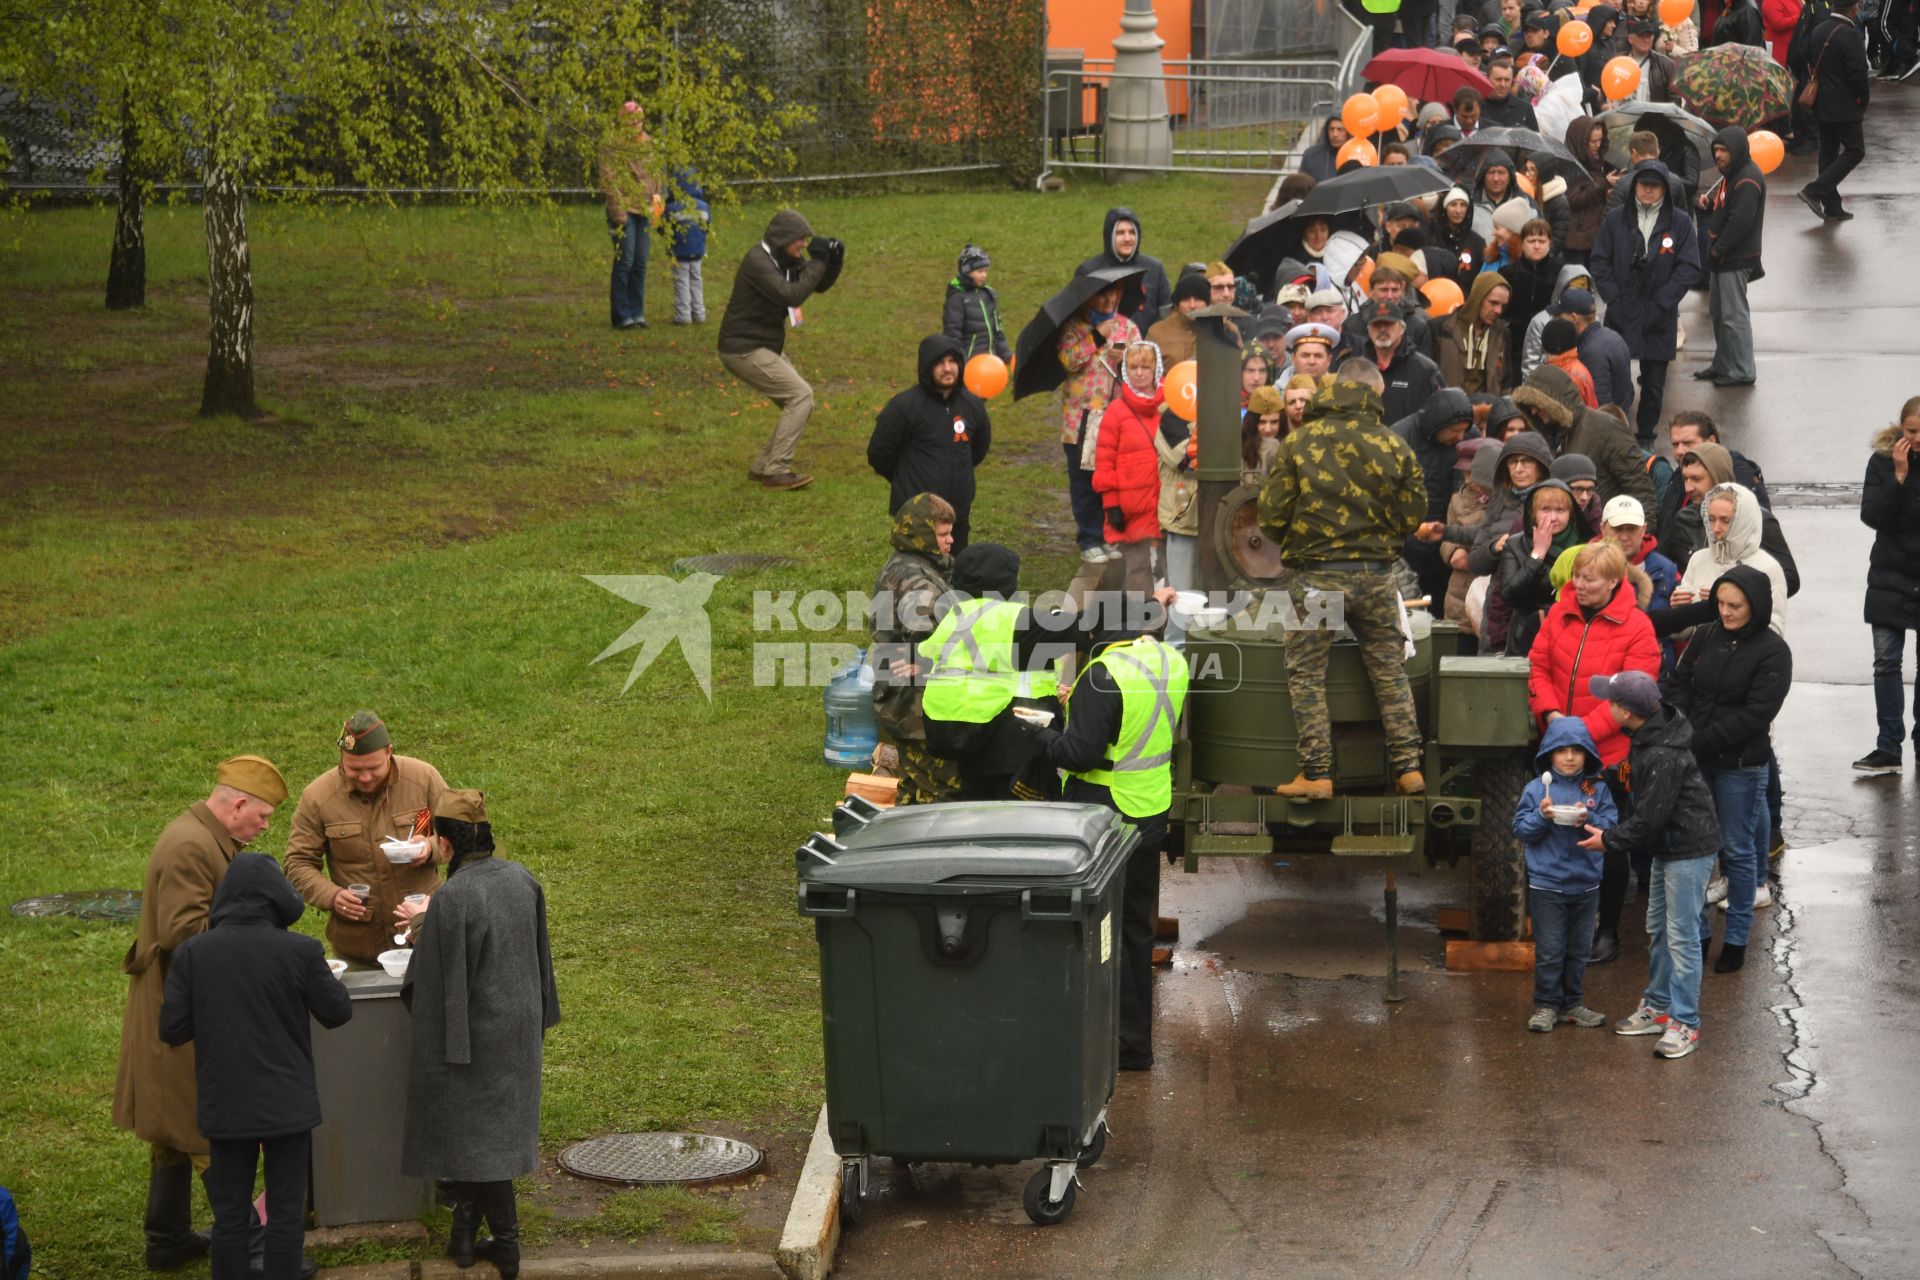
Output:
top-left (1093, 340), bottom-right (1167, 595)
top-left (1761, 0), bottom-right (1799, 65)
top-left (1528, 541), bottom-right (1662, 964)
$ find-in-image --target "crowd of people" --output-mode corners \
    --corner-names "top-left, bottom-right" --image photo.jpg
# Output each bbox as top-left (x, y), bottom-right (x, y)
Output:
top-left (844, 1), bottom-right (1915, 1072)
top-left (114, 715), bottom-right (556, 1278)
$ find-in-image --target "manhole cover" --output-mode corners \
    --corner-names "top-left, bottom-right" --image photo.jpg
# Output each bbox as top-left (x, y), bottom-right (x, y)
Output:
top-left (11, 889), bottom-right (143, 922)
top-left (672, 553), bottom-right (796, 577)
top-left (558, 1132), bottom-right (764, 1186)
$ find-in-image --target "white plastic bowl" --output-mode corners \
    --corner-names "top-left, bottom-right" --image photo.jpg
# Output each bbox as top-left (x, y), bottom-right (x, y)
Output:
top-left (376, 948), bottom-right (412, 978)
top-left (380, 837), bottom-right (427, 864)
top-left (1548, 804), bottom-right (1590, 827)
top-left (326, 959), bottom-right (348, 978)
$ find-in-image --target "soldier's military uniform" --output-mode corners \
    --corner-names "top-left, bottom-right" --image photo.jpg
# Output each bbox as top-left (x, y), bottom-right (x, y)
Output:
top-left (870, 495), bottom-right (961, 804)
top-left (284, 714), bottom-right (446, 962)
top-left (1258, 378), bottom-right (1428, 791)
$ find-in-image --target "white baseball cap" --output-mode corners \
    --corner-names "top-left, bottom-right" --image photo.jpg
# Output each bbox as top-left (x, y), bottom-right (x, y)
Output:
top-left (1602, 495), bottom-right (1646, 528)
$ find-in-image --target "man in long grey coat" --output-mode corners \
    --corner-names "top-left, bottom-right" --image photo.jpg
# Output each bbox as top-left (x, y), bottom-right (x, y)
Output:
top-left (399, 789), bottom-right (559, 1277)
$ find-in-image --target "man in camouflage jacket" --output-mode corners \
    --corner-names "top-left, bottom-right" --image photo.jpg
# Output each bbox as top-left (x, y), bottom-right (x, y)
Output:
top-left (1258, 365), bottom-right (1435, 798)
top-left (870, 493), bottom-right (962, 803)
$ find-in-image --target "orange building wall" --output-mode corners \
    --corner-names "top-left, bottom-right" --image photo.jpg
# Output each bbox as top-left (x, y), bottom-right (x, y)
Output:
top-left (1047, 0), bottom-right (1195, 119)
top-left (1046, 0), bottom-right (1194, 65)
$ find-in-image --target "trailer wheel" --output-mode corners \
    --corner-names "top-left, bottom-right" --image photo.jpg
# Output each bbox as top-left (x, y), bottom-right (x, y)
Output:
top-left (1023, 1167), bottom-right (1077, 1225)
top-left (1470, 757), bottom-right (1529, 941)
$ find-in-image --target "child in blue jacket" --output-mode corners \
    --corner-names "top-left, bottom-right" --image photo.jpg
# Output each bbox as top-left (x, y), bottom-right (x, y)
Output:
top-left (663, 167), bottom-right (710, 325)
top-left (1513, 715), bottom-right (1619, 1033)
top-left (941, 244), bottom-right (1012, 363)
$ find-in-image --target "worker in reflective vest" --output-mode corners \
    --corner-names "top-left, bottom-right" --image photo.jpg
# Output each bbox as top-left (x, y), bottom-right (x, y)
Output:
top-left (1026, 590), bottom-right (1190, 1071)
top-left (919, 544), bottom-right (1070, 800)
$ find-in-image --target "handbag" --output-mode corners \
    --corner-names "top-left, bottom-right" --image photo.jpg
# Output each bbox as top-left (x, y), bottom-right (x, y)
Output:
top-left (1798, 26), bottom-right (1839, 109)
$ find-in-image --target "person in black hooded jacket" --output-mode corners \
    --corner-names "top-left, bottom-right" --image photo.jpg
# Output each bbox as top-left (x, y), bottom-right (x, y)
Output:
top-left (1393, 388), bottom-right (1476, 604)
top-left (1856, 402), bottom-right (1920, 773)
top-left (1697, 126), bottom-right (1765, 387)
top-left (161, 853), bottom-right (352, 1280)
top-left (867, 335), bottom-right (992, 551)
top-left (1664, 563), bottom-right (1791, 972)
top-left (1077, 208), bottom-right (1173, 333)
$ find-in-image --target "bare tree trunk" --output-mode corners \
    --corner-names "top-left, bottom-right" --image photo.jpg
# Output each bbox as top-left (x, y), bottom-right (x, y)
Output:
top-left (199, 157), bottom-right (258, 418)
top-left (106, 94), bottom-right (145, 310)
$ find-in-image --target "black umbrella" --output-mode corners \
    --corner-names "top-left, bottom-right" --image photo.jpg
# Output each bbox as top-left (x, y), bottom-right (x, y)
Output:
top-left (1011, 264), bottom-right (1148, 402)
top-left (1221, 200), bottom-right (1303, 293)
top-left (1292, 165), bottom-right (1451, 219)
top-left (1598, 101), bottom-right (1717, 169)
top-left (1437, 126), bottom-right (1595, 185)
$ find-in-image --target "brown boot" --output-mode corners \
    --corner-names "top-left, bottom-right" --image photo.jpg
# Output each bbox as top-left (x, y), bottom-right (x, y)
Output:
top-left (1274, 773), bottom-right (1332, 800)
top-left (1395, 771), bottom-right (1426, 795)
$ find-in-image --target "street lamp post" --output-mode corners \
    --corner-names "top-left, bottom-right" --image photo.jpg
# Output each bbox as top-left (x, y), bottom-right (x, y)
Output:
top-left (1107, 0), bottom-right (1173, 173)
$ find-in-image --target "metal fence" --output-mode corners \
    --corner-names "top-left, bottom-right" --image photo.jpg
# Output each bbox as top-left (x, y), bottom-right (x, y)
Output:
top-left (1040, 2), bottom-right (1368, 179)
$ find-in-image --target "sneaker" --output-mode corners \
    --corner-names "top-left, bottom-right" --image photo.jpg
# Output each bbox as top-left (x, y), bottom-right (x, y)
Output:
top-left (1853, 749), bottom-right (1903, 774)
top-left (757, 472), bottom-right (813, 491)
top-left (1654, 1021), bottom-right (1700, 1059)
top-left (1705, 875), bottom-right (1729, 905)
top-left (1527, 1007), bottom-right (1557, 1033)
top-left (1098, 544), bottom-right (1122, 562)
top-left (1615, 1003), bottom-right (1670, 1036)
top-left (1752, 882), bottom-right (1773, 909)
top-left (1559, 1005), bottom-right (1607, 1028)
top-left (1079, 547), bottom-right (1107, 564)
top-left (1798, 187), bottom-right (1829, 220)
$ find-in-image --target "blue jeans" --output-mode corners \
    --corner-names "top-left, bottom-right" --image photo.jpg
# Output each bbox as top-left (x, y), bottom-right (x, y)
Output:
top-left (1701, 765), bottom-right (1768, 948)
top-left (610, 214), bottom-right (650, 326)
top-left (1872, 625), bottom-right (1920, 755)
top-left (1063, 439), bottom-right (1107, 552)
top-left (1529, 885), bottom-right (1599, 1010)
top-left (1645, 855), bottom-right (1713, 1029)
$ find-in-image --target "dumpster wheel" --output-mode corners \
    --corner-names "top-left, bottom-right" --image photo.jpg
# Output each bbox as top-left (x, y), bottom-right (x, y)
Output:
top-left (839, 1159), bottom-right (866, 1225)
top-left (1076, 1120), bottom-right (1108, 1168)
top-left (1023, 1164), bottom-right (1078, 1225)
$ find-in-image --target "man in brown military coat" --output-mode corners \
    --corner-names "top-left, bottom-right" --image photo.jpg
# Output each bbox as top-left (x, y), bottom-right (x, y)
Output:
top-left (283, 711), bottom-right (447, 963)
top-left (114, 753), bottom-right (287, 1271)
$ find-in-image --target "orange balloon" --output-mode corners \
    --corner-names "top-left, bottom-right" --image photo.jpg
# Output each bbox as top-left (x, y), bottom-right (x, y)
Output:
top-left (1748, 129), bottom-right (1784, 174)
top-left (1658, 0), bottom-right (1694, 25)
top-left (1340, 93), bottom-right (1380, 139)
top-left (1164, 360), bottom-right (1199, 423)
top-left (1371, 84), bottom-right (1410, 127)
top-left (1421, 277), bottom-right (1465, 318)
top-left (963, 352), bottom-right (1008, 399)
top-left (1335, 136), bottom-right (1378, 168)
top-left (1601, 55), bottom-right (1641, 101)
top-left (1557, 19), bottom-right (1594, 57)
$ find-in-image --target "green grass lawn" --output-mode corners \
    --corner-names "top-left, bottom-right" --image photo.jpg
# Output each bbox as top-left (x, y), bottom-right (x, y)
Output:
top-left (0, 171), bottom-right (1266, 1276)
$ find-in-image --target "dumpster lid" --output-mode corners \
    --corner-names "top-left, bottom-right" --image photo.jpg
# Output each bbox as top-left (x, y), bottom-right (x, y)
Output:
top-left (801, 802), bottom-right (1134, 888)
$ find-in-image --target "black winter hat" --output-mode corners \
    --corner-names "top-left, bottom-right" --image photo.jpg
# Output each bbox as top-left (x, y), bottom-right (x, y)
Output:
top-left (952, 543), bottom-right (1021, 598)
top-left (1542, 317), bottom-right (1578, 355)
top-left (1172, 272), bottom-right (1212, 306)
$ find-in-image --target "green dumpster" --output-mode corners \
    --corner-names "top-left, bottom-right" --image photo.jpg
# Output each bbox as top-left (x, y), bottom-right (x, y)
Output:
top-left (798, 799), bottom-right (1138, 1225)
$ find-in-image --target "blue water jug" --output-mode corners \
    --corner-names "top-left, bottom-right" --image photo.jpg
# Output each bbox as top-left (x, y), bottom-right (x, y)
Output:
top-left (823, 651), bottom-right (878, 767)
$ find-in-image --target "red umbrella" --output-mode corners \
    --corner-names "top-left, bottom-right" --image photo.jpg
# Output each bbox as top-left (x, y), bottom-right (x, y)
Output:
top-left (1361, 48), bottom-right (1495, 102)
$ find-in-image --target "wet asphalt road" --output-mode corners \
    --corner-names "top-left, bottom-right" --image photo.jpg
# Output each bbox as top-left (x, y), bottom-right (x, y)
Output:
top-left (830, 92), bottom-right (1920, 1279)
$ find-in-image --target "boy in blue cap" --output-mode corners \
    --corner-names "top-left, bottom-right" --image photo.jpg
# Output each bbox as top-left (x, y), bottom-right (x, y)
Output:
top-left (1515, 716), bottom-right (1620, 1032)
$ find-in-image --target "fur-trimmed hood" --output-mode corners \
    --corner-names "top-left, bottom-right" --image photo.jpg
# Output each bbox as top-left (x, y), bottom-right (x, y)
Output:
top-left (1513, 364), bottom-right (1580, 430)
top-left (1874, 424), bottom-right (1908, 456)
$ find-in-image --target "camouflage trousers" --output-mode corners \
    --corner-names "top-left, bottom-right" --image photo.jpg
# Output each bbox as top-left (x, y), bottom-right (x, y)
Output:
top-left (1282, 567), bottom-right (1422, 778)
top-left (894, 739), bottom-right (961, 806)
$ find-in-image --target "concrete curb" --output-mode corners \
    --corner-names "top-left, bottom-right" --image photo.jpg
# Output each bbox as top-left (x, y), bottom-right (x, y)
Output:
top-left (416, 1253), bottom-right (781, 1279)
top-left (774, 1106), bottom-right (842, 1280)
